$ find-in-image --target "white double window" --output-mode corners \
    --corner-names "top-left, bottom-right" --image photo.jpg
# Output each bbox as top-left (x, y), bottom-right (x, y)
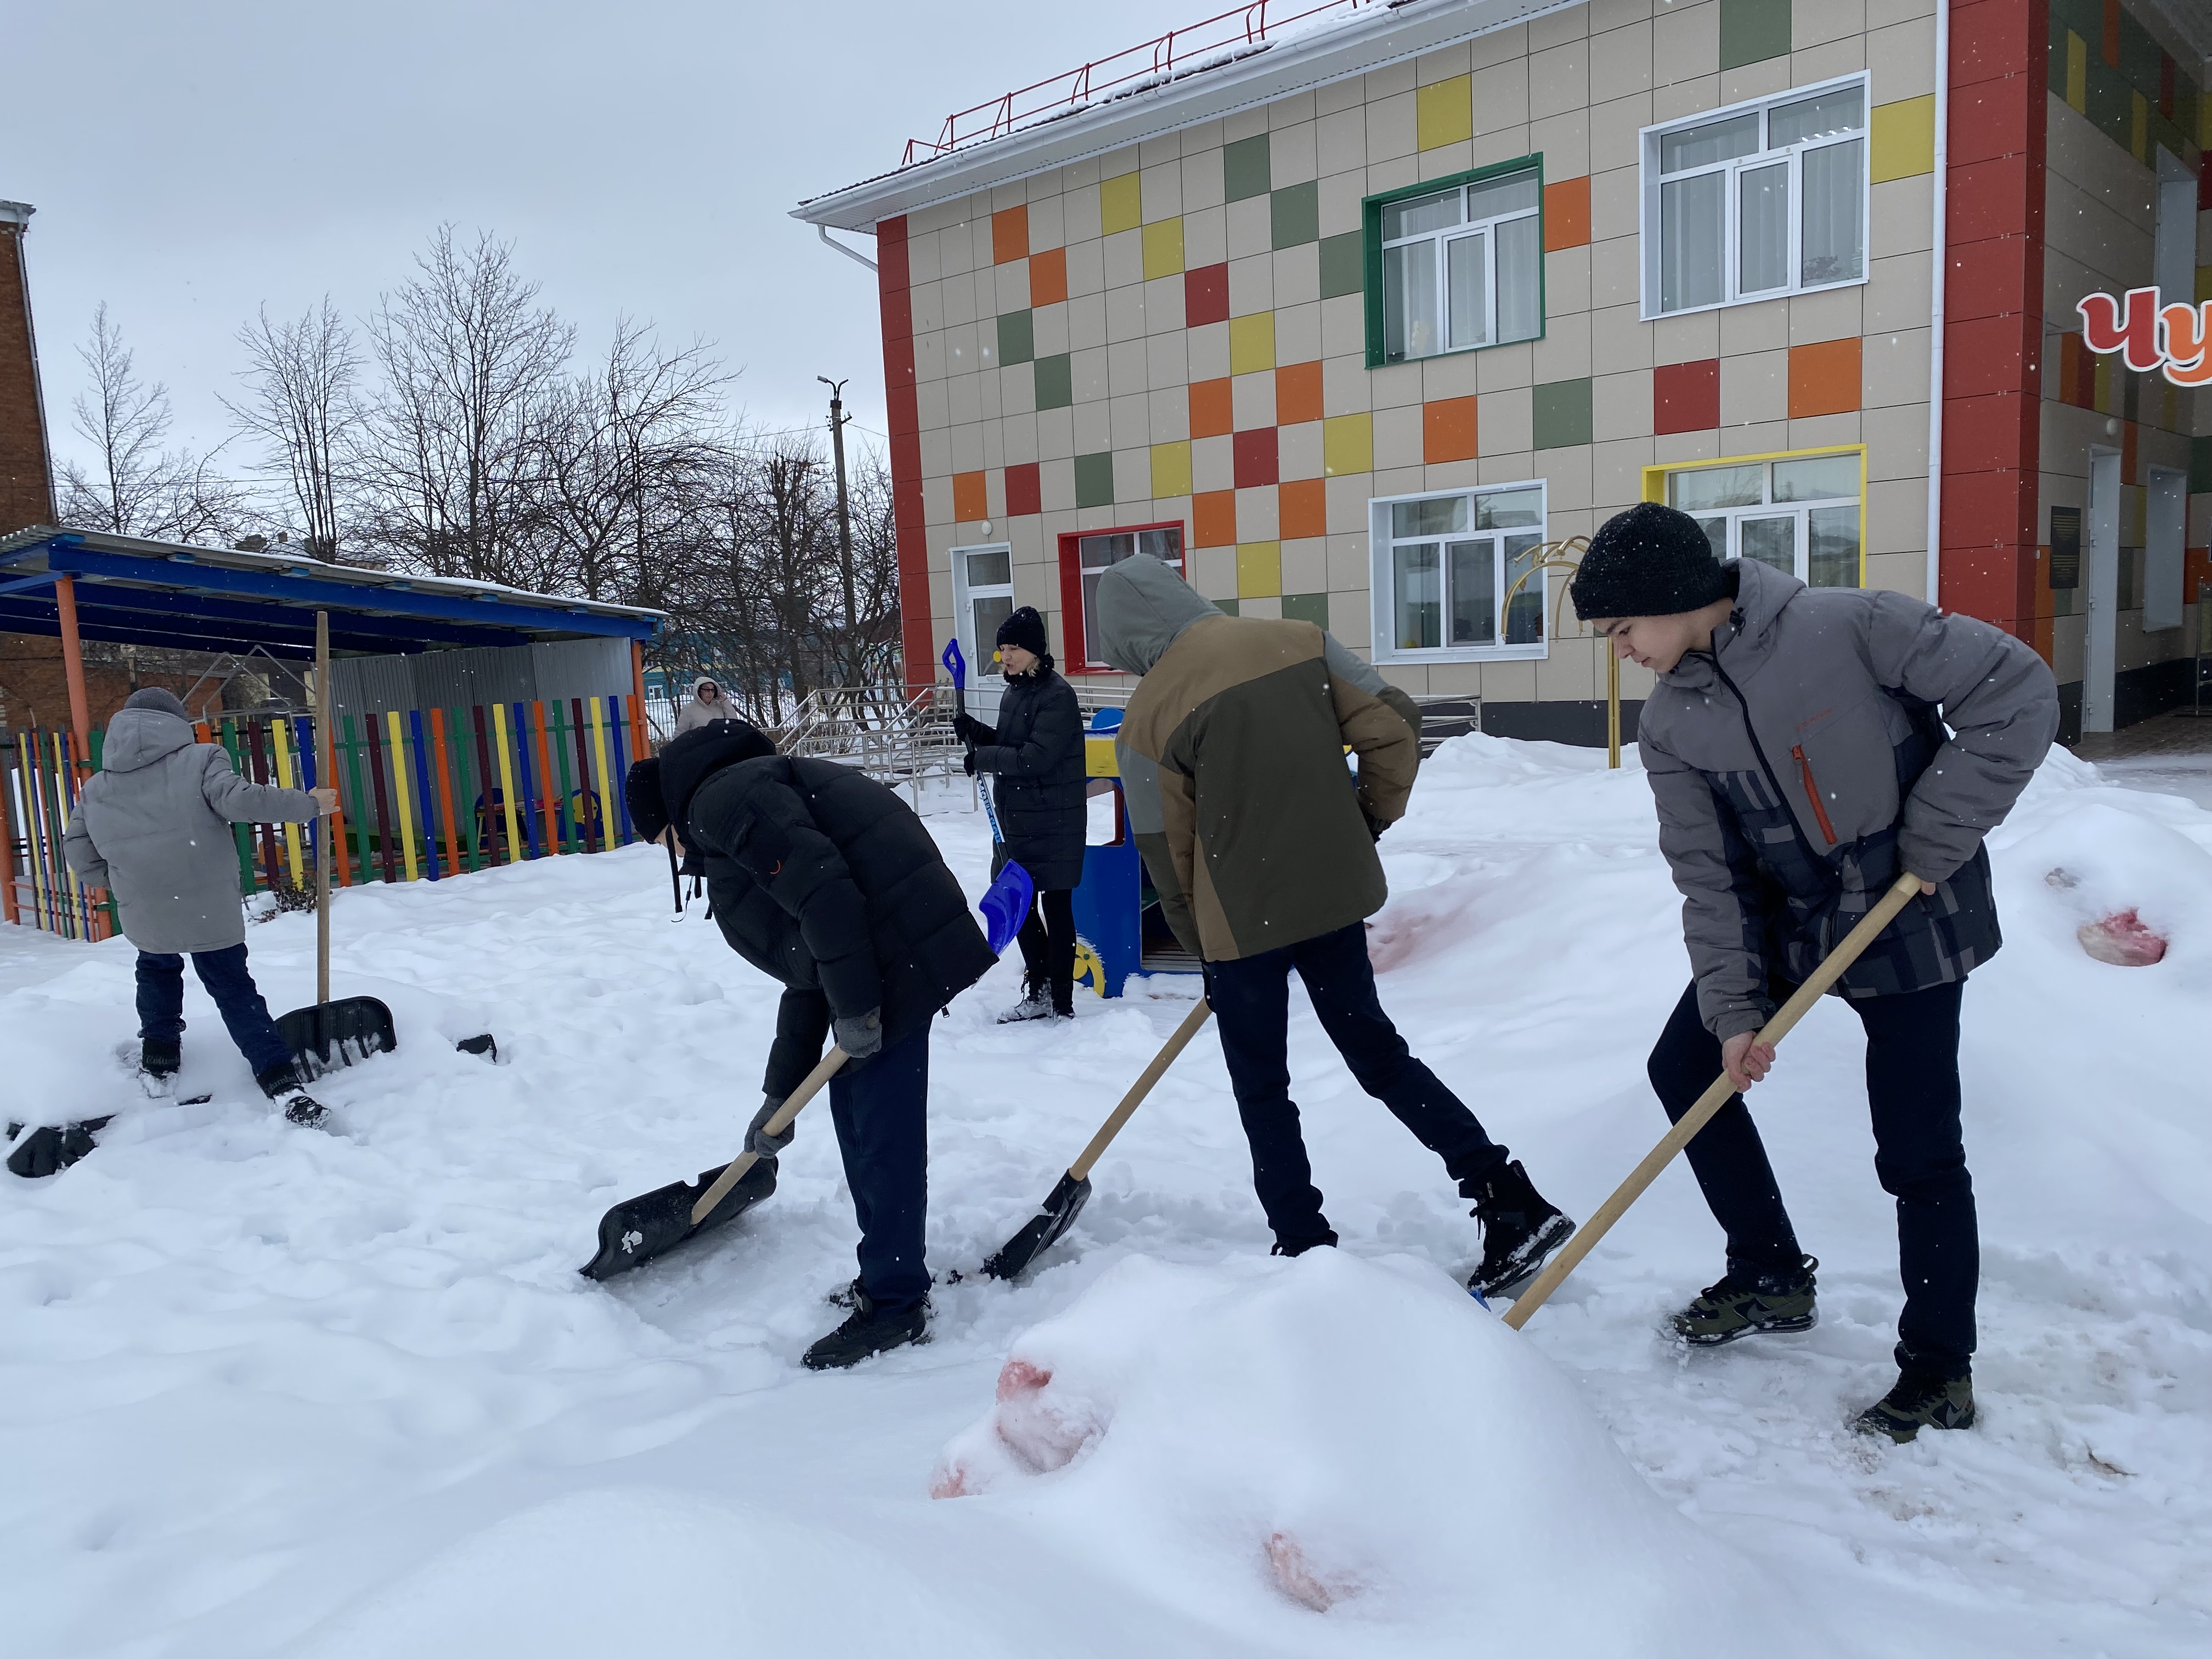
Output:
top-left (1369, 484), bottom-right (1548, 664)
top-left (1643, 76), bottom-right (1869, 317)
top-left (1379, 166), bottom-right (1543, 363)
top-left (1070, 526), bottom-right (1182, 670)
top-left (1666, 453), bottom-right (1863, 589)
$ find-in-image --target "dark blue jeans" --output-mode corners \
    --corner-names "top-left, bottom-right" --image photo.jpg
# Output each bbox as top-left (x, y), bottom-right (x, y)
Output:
top-left (135, 945), bottom-right (294, 1077)
top-left (1647, 978), bottom-right (1977, 1376)
top-left (1208, 922), bottom-right (1508, 1247)
top-left (827, 1024), bottom-right (930, 1311)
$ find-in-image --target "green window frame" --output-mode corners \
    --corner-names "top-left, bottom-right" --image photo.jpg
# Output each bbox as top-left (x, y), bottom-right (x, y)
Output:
top-left (1362, 155), bottom-right (1546, 369)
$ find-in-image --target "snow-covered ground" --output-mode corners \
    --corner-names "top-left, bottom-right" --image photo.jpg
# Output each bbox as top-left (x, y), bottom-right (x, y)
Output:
top-left (2, 736), bottom-right (2207, 1658)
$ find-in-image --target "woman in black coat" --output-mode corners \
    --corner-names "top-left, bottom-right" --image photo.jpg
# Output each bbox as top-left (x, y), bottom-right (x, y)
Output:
top-left (956, 607), bottom-right (1087, 1021)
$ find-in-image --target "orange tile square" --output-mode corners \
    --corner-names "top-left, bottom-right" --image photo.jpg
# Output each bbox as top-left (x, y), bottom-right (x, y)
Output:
top-left (952, 470), bottom-right (989, 523)
top-left (1279, 478), bottom-right (1327, 541)
top-left (1275, 360), bottom-right (1324, 426)
top-left (1423, 396), bottom-right (1480, 463)
top-left (1193, 489), bottom-right (1238, 548)
top-left (992, 205), bottom-right (1029, 265)
top-left (1786, 337), bottom-right (1862, 419)
top-left (1029, 246), bottom-right (1068, 307)
top-left (1543, 176), bottom-right (1590, 252)
top-left (1189, 377), bottom-right (1234, 439)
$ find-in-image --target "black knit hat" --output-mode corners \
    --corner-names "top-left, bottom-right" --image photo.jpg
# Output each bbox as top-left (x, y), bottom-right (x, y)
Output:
top-left (995, 605), bottom-right (1049, 659)
top-left (624, 719), bottom-right (776, 843)
top-left (1569, 502), bottom-right (1729, 620)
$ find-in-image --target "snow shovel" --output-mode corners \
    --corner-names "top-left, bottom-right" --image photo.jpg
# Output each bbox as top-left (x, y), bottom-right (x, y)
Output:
top-left (984, 996), bottom-right (1215, 1280)
top-left (1502, 871), bottom-right (1926, 1330)
top-left (279, 611), bottom-right (398, 1080)
top-left (941, 638), bottom-right (1007, 845)
top-left (579, 1045), bottom-right (848, 1280)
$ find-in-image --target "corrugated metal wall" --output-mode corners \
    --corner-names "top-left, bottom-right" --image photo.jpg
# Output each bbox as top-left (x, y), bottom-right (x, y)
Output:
top-left (329, 639), bottom-right (631, 726)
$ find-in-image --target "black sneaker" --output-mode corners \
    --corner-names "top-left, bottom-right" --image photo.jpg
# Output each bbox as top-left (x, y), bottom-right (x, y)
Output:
top-left (803, 1289), bottom-right (929, 1370)
top-left (1466, 1159), bottom-right (1576, 1299)
top-left (1672, 1256), bottom-right (1819, 1346)
top-left (1853, 1369), bottom-right (1975, 1442)
top-left (256, 1062), bottom-right (330, 1127)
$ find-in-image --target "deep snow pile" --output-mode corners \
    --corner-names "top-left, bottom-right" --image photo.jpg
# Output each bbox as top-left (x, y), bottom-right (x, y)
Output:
top-left (0, 737), bottom-right (2207, 1658)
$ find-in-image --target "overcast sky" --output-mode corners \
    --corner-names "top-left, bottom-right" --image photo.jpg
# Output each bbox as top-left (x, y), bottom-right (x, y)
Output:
top-left (10, 0), bottom-right (1203, 483)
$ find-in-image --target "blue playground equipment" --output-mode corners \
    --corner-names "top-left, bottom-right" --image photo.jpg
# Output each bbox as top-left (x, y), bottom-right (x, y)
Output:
top-left (1070, 707), bottom-right (1202, 998)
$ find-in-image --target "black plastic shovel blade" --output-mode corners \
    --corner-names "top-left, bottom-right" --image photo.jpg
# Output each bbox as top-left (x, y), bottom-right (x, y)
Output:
top-left (579, 1156), bottom-right (779, 1281)
top-left (982, 1170), bottom-right (1093, 1280)
top-left (278, 997), bottom-right (398, 1080)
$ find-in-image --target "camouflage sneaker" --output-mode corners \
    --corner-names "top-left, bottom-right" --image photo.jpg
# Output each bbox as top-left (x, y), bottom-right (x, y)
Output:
top-left (1853, 1370), bottom-right (1975, 1443)
top-left (1671, 1256), bottom-right (1818, 1346)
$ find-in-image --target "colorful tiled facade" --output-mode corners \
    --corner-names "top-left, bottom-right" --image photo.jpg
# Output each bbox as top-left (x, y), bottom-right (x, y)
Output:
top-left (804, 0), bottom-right (2212, 742)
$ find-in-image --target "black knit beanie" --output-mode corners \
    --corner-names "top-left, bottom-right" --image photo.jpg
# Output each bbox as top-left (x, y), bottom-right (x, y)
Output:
top-left (625, 719), bottom-right (776, 843)
top-left (1569, 502), bottom-right (1730, 620)
top-left (995, 606), bottom-right (1049, 660)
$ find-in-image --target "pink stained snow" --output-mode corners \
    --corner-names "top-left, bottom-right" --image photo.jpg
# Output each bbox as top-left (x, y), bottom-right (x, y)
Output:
top-left (0, 735), bottom-right (2203, 1657)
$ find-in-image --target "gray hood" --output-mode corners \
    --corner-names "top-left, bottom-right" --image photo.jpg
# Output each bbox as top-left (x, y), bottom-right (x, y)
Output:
top-left (1093, 556), bottom-right (1220, 675)
top-left (98, 707), bottom-right (198, 772)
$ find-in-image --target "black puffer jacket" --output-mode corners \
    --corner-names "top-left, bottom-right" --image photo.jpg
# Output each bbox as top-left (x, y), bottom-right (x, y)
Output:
top-left (968, 666), bottom-right (1087, 890)
top-left (686, 756), bottom-right (995, 1097)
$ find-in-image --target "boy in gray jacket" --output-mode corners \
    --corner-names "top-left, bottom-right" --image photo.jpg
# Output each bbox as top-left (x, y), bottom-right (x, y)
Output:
top-left (1571, 503), bottom-right (2057, 1442)
top-left (62, 689), bottom-right (337, 1130)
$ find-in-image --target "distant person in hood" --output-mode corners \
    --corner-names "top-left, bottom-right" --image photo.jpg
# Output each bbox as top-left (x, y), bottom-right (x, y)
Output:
top-left (674, 675), bottom-right (736, 735)
top-left (59, 688), bottom-right (340, 1136)
top-left (1090, 555), bottom-right (1576, 1300)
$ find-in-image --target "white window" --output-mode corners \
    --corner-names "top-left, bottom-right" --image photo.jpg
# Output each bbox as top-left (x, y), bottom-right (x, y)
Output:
top-left (1666, 453), bottom-right (1862, 588)
top-left (2154, 146), bottom-right (2195, 306)
top-left (1368, 484), bottom-right (1548, 664)
top-left (1069, 526), bottom-right (1182, 669)
top-left (950, 543), bottom-right (1014, 679)
top-left (1642, 77), bottom-right (1869, 318)
top-left (1380, 166), bottom-right (1543, 363)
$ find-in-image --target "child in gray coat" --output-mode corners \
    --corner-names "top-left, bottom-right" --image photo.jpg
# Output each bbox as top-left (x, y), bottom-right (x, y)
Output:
top-left (62, 687), bottom-right (338, 1130)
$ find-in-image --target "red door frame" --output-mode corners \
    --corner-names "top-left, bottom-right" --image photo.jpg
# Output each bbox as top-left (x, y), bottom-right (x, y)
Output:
top-left (1056, 520), bottom-right (1188, 675)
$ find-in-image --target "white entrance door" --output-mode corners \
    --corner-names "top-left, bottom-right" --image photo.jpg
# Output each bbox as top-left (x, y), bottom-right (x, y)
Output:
top-left (2084, 449), bottom-right (2121, 734)
top-left (2145, 466), bottom-right (2186, 635)
top-left (949, 543), bottom-right (1013, 723)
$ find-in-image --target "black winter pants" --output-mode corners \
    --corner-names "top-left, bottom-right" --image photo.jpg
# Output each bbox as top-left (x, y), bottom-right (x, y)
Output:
top-left (1016, 888), bottom-right (1077, 1014)
top-left (1647, 978), bottom-right (1977, 1376)
top-left (1210, 922), bottom-right (1507, 1248)
top-left (136, 946), bottom-right (293, 1077)
top-left (827, 1024), bottom-right (931, 1312)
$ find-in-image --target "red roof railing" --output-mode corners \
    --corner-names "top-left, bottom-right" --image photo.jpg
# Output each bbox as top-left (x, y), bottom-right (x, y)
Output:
top-left (899, 0), bottom-right (1392, 168)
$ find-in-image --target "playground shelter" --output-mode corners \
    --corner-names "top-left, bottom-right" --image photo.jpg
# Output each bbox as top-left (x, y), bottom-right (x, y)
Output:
top-left (0, 526), bottom-right (665, 939)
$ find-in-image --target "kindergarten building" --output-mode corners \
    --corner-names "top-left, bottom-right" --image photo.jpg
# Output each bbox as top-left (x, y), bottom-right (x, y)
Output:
top-left (795, 0), bottom-right (2212, 743)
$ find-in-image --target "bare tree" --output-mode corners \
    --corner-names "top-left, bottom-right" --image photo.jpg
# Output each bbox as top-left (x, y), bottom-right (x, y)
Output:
top-left (58, 303), bottom-right (245, 543)
top-left (353, 227), bottom-right (574, 584)
top-left (224, 299), bottom-right (363, 562)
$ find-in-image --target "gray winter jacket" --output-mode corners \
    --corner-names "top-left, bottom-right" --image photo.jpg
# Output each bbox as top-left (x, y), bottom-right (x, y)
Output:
top-left (62, 707), bottom-right (319, 955)
top-left (674, 678), bottom-right (735, 735)
top-left (1640, 558), bottom-right (2057, 1040)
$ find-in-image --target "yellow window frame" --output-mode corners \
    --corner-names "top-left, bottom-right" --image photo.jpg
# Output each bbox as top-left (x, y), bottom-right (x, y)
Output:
top-left (1640, 445), bottom-right (1869, 589)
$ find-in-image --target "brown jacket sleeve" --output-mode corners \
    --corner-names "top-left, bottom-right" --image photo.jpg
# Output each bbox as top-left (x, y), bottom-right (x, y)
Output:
top-left (1322, 634), bottom-right (1421, 824)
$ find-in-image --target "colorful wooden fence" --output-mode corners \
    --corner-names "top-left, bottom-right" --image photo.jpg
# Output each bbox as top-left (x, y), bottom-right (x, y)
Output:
top-left (2, 695), bottom-right (652, 939)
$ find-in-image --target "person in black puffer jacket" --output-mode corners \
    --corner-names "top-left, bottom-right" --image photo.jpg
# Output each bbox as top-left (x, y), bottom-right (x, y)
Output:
top-left (954, 607), bottom-right (1087, 1022)
top-left (625, 720), bottom-right (994, 1370)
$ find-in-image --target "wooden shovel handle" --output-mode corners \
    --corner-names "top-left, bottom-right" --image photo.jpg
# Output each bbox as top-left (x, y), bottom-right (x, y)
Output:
top-left (690, 1045), bottom-right (849, 1226)
top-left (1069, 997), bottom-right (1212, 1181)
top-left (1502, 872), bottom-right (1926, 1330)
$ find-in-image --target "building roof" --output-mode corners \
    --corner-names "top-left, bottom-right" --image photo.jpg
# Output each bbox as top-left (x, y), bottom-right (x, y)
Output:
top-left (792, 0), bottom-right (1577, 233)
top-left (0, 526), bottom-right (661, 658)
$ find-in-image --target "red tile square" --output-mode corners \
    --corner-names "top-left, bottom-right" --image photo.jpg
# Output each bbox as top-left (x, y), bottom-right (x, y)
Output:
top-left (1948, 156), bottom-right (2034, 243)
top-left (1189, 377), bottom-right (1234, 439)
top-left (992, 205), bottom-right (1029, 265)
top-left (1279, 478), bottom-right (1327, 540)
top-left (1233, 427), bottom-right (1279, 489)
top-left (1652, 359), bottom-right (1719, 435)
top-left (1943, 314), bottom-right (2033, 398)
top-left (1423, 396), bottom-right (1480, 462)
top-left (1006, 462), bottom-right (1041, 518)
top-left (1543, 177), bottom-right (1590, 252)
top-left (1186, 263), bottom-right (1231, 328)
top-left (1950, 0), bottom-right (2038, 86)
top-left (1029, 248), bottom-right (1068, 308)
top-left (1944, 236), bottom-right (2033, 323)
top-left (1946, 77), bottom-right (2030, 168)
top-left (887, 381), bottom-right (919, 438)
top-left (879, 285), bottom-right (912, 344)
top-left (1194, 490), bottom-right (1237, 548)
top-left (1276, 360), bottom-right (1324, 426)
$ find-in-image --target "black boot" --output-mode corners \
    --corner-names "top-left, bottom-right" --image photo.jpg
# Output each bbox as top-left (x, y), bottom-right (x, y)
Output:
top-left (802, 1289), bottom-right (929, 1370)
top-left (1672, 1256), bottom-right (1819, 1346)
top-left (1269, 1232), bottom-right (1338, 1259)
top-left (257, 1062), bottom-right (329, 1128)
top-left (6, 1117), bottom-right (111, 1179)
top-left (1854, 1367), bottom-right (1974, 1442)
top-left (1466, 1159), bottom-right (1576, 1299)
top-left (140, 1037), bottom-right (181, 1080)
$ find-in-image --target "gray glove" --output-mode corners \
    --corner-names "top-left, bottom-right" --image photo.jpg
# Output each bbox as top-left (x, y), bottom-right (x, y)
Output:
top-left (832, 1007), bottom-right (883, 1061)
top-left (745, 1094), bottom-right (794, 1160)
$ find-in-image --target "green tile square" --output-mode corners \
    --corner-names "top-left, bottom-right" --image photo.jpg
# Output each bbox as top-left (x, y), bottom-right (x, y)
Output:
top-left (1718, 0), bottom-right (1790, 71)
top-left (1214, 599), bottom-right (1240, 617)
top-left (1319, 231), bottom-right (1364, 300)
top-left (1223, 133), bottom-right (1271, 202)
top-left (1034, 354), bottom-right (1073, 411)
top-left (1270, 182), bottom-right (1319, 249)
top-left (996, 309), bottom-right (1034, 368)
top-left (1280, 592), bottom-right (1330, 629)
top-left (1532, 378), bottom-right (1594, 451)
top-left (2192, 435), bottom-right (2212, 495)
top-left (1074, 450), bottom-right (1115, 509)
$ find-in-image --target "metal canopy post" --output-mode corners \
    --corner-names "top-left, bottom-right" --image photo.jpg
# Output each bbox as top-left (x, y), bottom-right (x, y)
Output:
top-left (54, 575), bottom-right (93, 779)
